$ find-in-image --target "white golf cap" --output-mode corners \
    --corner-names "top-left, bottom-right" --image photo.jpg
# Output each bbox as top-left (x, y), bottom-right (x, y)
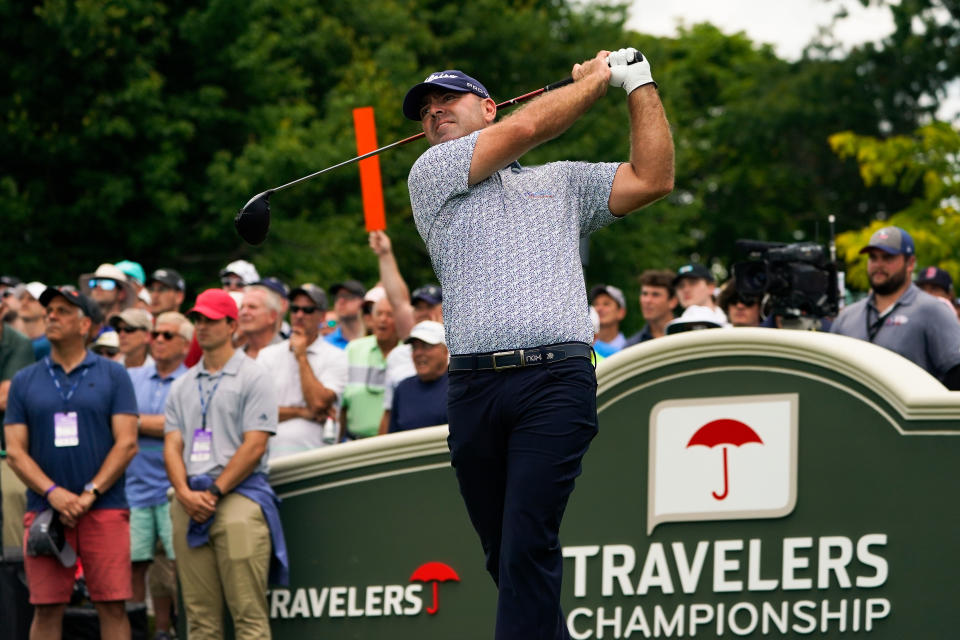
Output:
top-left (665, 305), bottom-right (729, 335)
top-left (220, 259), bottom-right (260, 285)
top-left (405, 320), bottom-right (445, 346)
top-left (364, 285), bottom-right (387, 304)
top-left (25, 281), bottom-right (47, 300)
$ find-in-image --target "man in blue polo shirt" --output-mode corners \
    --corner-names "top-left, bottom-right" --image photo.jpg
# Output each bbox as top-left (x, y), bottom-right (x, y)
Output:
top-left (832, 226), bottom-right (960, 388)
top-left (3, 286), bottom-right (138, 639)
top-left (127, 311), bottom-right (193, 640)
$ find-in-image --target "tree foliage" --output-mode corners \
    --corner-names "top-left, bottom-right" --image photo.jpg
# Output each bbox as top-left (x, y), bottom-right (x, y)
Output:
top-left (830, 122), bottom-right (960, 290)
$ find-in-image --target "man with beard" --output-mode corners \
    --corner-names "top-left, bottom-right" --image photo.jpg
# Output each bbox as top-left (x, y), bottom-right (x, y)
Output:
top-left (831, 226), bottom-right (960, 388)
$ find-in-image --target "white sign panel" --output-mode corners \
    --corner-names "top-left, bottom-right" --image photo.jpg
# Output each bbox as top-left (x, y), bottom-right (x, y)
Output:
top-left (648, 394), bottom-right (798, 533)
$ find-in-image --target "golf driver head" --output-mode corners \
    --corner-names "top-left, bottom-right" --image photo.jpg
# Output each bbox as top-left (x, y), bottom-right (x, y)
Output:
top-left (235, 191), bottom-right (272, 245)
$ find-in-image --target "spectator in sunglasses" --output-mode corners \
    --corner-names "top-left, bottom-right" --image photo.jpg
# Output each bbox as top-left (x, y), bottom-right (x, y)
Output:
top-left (126, 311), bottom-right (192, 640)
top-left (718, 281), bottom-right (762, 327)
top-left (109, 308), bottom-right (155, 368)
top-left (78, 263), bottom-right (137, 320)
top-left (319, 311), bottom-right (338, 337)
top-left (218, 259), bottom-right (260, 293)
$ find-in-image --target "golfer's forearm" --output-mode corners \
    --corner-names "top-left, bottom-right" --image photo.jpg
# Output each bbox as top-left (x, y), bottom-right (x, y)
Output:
top-left (608, 87), bottom-right (674, 216)
top-left (507, 73), bottom-right (607, 143)
top-left (471, 74), bottom-right (606, 185)
top-left (628, 88), bottom-right (674, 200)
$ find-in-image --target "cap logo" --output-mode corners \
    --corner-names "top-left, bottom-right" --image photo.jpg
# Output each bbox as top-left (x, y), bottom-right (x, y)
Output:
top-left (426, 73), bottom-right (459, 82)
top-left (926, 267), bottom-right (936, 278)
top-left (466, 82), bottom-right (488, 97)
top-left (679, 265), bottom-right (693, 274)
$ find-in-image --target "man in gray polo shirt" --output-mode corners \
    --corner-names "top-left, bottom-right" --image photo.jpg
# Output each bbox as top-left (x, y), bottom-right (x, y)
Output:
top-left (831, 226), bottom-right (960, 388)
top-left (163, 288), bottom-right (285, 639)
top-left (404, 48), bottom-right (673, 639)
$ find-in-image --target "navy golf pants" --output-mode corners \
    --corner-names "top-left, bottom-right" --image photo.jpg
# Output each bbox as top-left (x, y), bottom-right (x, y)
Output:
top-left (447, 355), bottom-right (598, 640)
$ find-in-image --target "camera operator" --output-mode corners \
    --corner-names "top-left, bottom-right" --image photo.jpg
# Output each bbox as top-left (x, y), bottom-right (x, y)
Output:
top-left (830, 226), bottom-right (960, 389)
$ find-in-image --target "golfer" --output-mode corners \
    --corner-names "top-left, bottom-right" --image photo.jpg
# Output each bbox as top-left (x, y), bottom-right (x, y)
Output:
top-left (404, 49), bottom-right (674, 638)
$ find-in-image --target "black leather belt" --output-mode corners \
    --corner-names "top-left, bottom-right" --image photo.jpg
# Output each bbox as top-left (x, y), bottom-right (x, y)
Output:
top-left (448, 342), bottom-right (593, 372)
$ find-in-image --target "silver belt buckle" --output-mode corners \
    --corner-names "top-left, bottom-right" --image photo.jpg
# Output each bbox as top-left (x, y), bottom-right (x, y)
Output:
top-left (492, 349), bottom-right (523, 371)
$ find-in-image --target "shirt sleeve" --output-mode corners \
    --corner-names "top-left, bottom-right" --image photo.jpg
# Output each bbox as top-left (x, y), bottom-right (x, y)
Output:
top-left (554, 160), bottom-right (621, 236)
top-left (109, 362), bottom-right (139, 416)
top-left (241, 362), bottom-right (279, 434)
top-left (407, 130), bottom-right (480, 243)
top-left (164, 377), bottom-right (185, 435)
top-left (924, 302), bottom-right (960, 377)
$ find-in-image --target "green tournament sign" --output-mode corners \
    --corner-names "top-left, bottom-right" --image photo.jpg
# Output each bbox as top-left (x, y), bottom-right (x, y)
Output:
top-left (262, 329), bottom-right (959, 639)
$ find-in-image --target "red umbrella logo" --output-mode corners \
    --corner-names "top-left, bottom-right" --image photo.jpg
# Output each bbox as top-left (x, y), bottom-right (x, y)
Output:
top-left (410, 561), bottom-right (460, 615)
top-left (686, 418), bottom-right (763, 500)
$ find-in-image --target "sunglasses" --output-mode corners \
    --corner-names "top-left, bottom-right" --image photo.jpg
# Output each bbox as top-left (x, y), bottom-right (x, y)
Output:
top-left (221, 277), bottom-right (244, 287)
top-left (733, 295), bottom-right (759, 306)
top-left (290, 305), bottom-right (319, 315)
top-left (151, 330), bottom-right (179, 340)
top-left (148, 284), bottom-right (173, 293)
top-left (116, 326), bottom-right (144, 334)
top-left (88, 278), bottom-right (118, 291)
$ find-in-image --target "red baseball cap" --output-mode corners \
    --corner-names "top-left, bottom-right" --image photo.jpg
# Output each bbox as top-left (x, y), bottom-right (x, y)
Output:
top-left (188, 288), bottom-right (238, 320)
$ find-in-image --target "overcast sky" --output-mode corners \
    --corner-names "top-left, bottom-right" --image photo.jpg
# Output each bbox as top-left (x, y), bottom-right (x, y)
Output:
top-left (626, 0), bottom-right (959, 120)
top-left (626, 0), bottom-right (895, 60)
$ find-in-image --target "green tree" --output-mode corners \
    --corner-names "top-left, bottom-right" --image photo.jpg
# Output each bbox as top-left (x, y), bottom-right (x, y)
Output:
top-left (829, 122), bottom-right (960, 290)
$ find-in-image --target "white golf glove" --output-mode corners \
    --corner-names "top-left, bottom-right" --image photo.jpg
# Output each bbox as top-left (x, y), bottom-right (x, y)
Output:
top-left (608, 47), bottom-right (656, 95)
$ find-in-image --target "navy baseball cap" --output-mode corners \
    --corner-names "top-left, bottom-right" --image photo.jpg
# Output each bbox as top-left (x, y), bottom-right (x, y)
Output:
top-left (916, 266), bottom-right (953, 292)
top-left (257, 276), bottom-right (290, 299)
top-left (673, 263), bottom-right (714, 286)
top-left (859, 226), bottom-right (915, 256)
top-left (39, 286), bottom-right (98, 318)
top-left (402, 70), bottom-right (491, 121)
top-left (411, 284), bottom-right (442, 306)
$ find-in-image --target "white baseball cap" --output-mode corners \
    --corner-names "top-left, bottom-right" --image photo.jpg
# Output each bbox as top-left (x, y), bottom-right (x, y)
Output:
top-left (219, 259), bottom-right (260, 285)
top-left (405, 320), bottom-right (445, 346)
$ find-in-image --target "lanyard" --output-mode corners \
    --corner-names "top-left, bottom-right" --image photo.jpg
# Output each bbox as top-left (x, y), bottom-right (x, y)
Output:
top-left (866, 301), bottom-right (899, 343)
top-left (197, 374), bottom-right (223, 431)
top-left (44, 357), bottom-right (89, 403)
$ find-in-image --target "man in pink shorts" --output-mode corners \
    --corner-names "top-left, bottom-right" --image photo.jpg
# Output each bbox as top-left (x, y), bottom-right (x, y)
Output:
top-left (3, 286), bottom-right (139, 639)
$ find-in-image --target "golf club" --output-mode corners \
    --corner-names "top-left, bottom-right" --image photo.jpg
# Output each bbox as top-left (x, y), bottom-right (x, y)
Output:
top-left (235, 51), bottom-right (645, 245)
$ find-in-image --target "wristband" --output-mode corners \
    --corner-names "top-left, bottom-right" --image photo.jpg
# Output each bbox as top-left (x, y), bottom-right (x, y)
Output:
top-left (44, 483), bottom-right (57, 498)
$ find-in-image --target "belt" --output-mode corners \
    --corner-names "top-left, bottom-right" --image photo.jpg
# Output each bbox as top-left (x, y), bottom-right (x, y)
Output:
top-left (448, 342), bottom-right (593, 372)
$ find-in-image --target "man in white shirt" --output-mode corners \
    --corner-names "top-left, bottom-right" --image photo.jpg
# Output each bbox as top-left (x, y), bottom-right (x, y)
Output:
top-left (257, 284), bottom-right (348, 458)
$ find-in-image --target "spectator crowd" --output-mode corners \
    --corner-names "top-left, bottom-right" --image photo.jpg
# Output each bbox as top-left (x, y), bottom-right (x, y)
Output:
top-left (2, 223), bottom-right (960, 637)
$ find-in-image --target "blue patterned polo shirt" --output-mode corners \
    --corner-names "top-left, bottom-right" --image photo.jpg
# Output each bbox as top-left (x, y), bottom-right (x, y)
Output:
top-left (408, 130), bottom-right (620, 355)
